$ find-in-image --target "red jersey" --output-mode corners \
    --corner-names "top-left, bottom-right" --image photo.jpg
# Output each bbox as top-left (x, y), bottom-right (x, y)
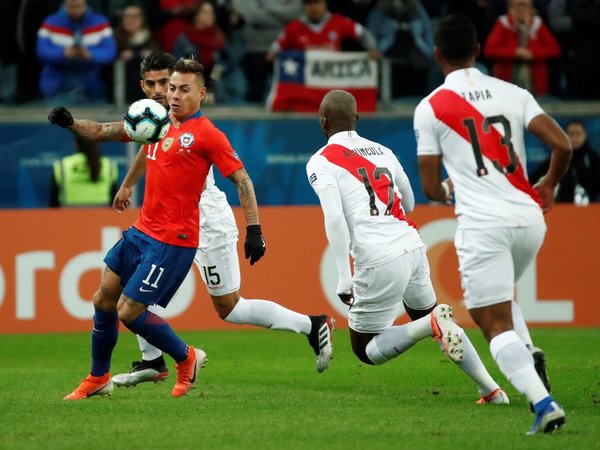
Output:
top-left (134, 111), bottom-right (243, 248)
top-left (275, 14), bottom-right (360, 52)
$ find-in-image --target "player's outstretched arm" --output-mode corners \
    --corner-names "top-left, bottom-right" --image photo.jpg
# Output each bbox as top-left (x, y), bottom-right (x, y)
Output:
top-left (228, 168), bottom-right (266, 265)
top-left (113, 147), bottom-right (147, 212)
top-left (48, 106), bottom-right (126, 141)
top-left (528, 114), bottom-right (572, 213)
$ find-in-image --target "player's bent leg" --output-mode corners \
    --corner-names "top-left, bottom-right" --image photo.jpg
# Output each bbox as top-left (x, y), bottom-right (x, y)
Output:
top-left (404, 300), bottom-right (505, 402)
top-left (211, 290), bottom-right (240, 319)
top-left (215, 292), bottom-right (332, 373)
top-left (216, 291), bottom-right (313, 335)
top-left (119, 296), bottom-right (206, 397)
top-left (363, 325), bottom-right (418, 365)
top-left (113, 306), bottom-right (170, 387)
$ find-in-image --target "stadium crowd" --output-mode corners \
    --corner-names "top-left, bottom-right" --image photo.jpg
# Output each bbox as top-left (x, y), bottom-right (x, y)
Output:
top-left (2, 0), bottom-right (600, 105)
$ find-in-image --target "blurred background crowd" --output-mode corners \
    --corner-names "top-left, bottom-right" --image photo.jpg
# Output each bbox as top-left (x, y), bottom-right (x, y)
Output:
top-left (2, 0), bottom-right (600, 107)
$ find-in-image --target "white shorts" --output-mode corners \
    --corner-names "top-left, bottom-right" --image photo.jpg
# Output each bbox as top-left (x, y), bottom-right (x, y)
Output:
top-left (195, 190), bottom-right (240, 296)
top-left (348, 246), bottom-right (436, 334)
top-left (455, 224), bottom-right (546, 310)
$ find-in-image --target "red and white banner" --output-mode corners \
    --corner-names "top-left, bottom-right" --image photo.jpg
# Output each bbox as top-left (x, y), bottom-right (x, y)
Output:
top-left (267, 50), bottom-right (378, 113)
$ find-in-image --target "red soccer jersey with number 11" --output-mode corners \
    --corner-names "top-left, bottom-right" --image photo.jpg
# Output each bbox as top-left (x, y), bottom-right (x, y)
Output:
top-left (134, 110), bottom-right (243, 248)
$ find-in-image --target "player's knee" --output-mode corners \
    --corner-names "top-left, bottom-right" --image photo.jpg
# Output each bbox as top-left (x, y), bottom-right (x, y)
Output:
top-left (116, 296), bottom-right (146, 325)
top-left (212, 292), bottom-right (240, 320)
top-left (92, 288), bottom-right (118, 311)
top-left (216, 307), bottom-right (230, 320)
top-left (350, 331), bottom-right (376, 365)
top-left (352, 346), bottom-right (376, 365)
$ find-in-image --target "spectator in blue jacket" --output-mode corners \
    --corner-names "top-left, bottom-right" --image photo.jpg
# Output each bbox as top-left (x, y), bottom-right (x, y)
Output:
top-left (36, 0), bottom-right (117, 104)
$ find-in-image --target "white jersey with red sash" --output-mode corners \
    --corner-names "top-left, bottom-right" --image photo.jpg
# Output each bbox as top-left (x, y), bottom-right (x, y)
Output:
top-left (306, 130), bottom-right (422, 269)
top-left (414, 67), bottom-right (545, 228)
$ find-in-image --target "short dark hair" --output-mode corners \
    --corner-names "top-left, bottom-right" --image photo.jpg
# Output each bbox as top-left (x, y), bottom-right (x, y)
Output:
top-left (139, 51), bottom-right (177, 78)
top-left (172, 57), bottom-right (206, 85)
top-left (434, 15), bottom-right (478, 64)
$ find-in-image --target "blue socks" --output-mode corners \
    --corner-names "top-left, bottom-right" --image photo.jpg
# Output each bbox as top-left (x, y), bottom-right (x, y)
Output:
top-left (91, 309), bottom-right (119, 376)
top-left (125, 310), bottom-right (188, 362)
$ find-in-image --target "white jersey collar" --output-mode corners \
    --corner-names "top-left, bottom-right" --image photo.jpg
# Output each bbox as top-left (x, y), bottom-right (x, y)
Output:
top-left (328, 130), bottom-right (360, 144)
top-left (445, 67), bottom-right (483, 83)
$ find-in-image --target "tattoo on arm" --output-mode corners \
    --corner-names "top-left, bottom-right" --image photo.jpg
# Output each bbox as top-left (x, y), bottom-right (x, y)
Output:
top-left (71, 120), bottom-right (125, 141)
top-left (229, 169), bottom-right (260, 225)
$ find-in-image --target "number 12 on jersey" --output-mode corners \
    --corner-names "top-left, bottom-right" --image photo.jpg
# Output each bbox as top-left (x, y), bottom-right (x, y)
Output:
top-left (357, 166), bottom-right (394, 216)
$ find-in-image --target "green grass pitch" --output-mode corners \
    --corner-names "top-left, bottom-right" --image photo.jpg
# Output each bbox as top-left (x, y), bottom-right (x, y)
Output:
top-left (0, 328), bottom-right (598, 450)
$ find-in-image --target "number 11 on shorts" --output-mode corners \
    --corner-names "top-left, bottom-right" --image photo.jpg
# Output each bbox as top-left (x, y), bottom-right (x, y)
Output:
top-left (142, 264), bottom-right (165, 288)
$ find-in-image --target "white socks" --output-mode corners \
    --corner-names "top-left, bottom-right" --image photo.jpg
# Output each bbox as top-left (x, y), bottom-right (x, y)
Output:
top-left (366, 326), bottom-right (417, 364)
top-left (444, 323), bottom-right (500, 396)
top-left (511, 301), bottom-right (533, 347)
top-left (490, 330), bottom-right (549, 405)
top-left (135, 298), bottom-right (312, 361)
top-left (137, 305), bottom-right (164, 360)
top-left (366, 314), bottom-right (500, 397)
top-left (365, 313), bottom-right (435, 364)
top-left (225, 297), bottom-right (312, 335)
top-left (137, 334), bottom-right (162, 361)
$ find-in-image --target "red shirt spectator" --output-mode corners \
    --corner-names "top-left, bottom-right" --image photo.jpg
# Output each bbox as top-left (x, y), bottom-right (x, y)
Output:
top-left (484, 0), bottom-right (560, 96)
top-left (275, 13), bottom-right (359, 52)
top-left (267, 0), bottom-right (379, 59)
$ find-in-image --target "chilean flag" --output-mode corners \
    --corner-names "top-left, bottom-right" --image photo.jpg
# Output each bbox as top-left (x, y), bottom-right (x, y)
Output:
top-left (267, 50), bottom-right (378, 113)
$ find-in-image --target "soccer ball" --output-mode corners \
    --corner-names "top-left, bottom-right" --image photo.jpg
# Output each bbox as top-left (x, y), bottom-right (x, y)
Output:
top-left (123, 99), bottom-right (170, 145)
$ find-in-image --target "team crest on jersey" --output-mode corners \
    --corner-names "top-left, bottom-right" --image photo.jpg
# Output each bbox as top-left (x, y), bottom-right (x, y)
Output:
top-left (162, 137), bottom-right (174, 151)
top-left (179, 132), bottom-right (195, 148)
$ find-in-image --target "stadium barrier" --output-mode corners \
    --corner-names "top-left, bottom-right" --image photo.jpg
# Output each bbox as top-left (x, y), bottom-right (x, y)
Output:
top-left (0, 204), bottom-right (598, 334)
top-left (4, 115), bottom-right (600, 209)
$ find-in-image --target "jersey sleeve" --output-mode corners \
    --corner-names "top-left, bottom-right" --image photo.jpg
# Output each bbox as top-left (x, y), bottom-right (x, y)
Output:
top-left (202, 121), bottom-right (244, 178)
top-left (414, 99), bottom-right (442, 156)
top-left (306, 153), bottom-right (352, 294)
top-left (306, 153), bottom-right (337, 196)
top-left (335, 15), bottom-right (360, 39)
top-left (523, 89), bottom-right (545, 127)
top-left (391, 154), bottom-right (415, 212)
top-left (274, 22), bottom-right (295, 51)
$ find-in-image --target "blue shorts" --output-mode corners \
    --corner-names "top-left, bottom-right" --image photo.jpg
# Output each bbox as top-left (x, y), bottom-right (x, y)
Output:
top-left (104, 227), bottom-right (196, 308)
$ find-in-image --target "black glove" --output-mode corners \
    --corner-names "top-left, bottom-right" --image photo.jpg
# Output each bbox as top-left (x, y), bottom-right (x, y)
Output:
top-left (48, 106), bottom-right (74, 128)
top-left (338, 292), bottom-right (354, 307)
top-left (244, 224), bottom-right (266, 265)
